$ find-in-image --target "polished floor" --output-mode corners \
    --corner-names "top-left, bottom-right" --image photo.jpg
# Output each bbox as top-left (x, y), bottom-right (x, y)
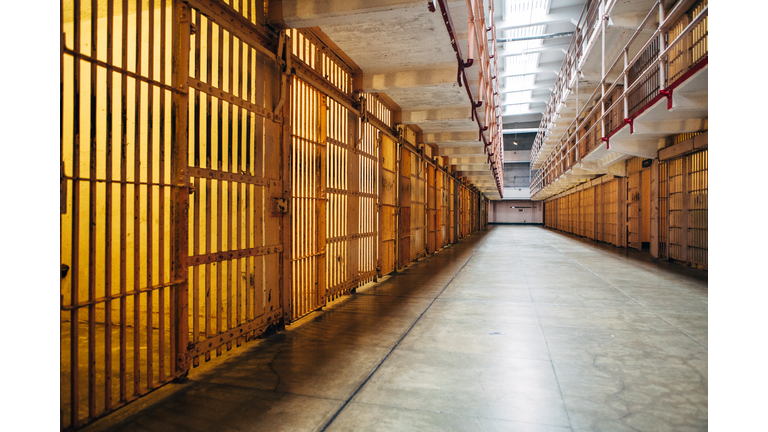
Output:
top-left (101, 226), bottom-right (708, 432)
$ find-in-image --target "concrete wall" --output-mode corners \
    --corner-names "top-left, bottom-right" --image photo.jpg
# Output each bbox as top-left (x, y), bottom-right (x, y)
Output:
top-left (491, 200), bottom-right (543, 224)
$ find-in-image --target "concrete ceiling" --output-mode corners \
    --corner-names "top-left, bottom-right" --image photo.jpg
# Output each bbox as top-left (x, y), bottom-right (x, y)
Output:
top-left (280, 0), bottom-right (502, 199)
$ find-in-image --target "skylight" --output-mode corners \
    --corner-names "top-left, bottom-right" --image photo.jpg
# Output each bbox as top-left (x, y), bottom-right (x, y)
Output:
top-left (496, 0), bottom-right (560, 119)
top-left (504, 104), bottom-right (532, 115)
top-left (506, 0), bottom-right (550, 20)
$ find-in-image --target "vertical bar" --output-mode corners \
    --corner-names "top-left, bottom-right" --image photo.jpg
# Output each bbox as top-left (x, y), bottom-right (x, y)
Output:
top-left (377, 130), bottom-right (385, 278)
top-left (281, 35), bottom-right (292, 323)
top-left (204, 17), bottom-right (217, 362)
top-left (146, 0), bottom-right (156, 390)
top-left (88, 0), bottom-right (99, 418)
top-left (681, 155), bottom-right (689, 263)
top-left (244, 40), bottom-right (252, 325)
top-left (235, 36), bottom-right (243, 344)
top-left (659, 1), bottom-right (666, 90)
top-left (216, 24), bottom-right (225, 357)
top-left (172, 0), bottom-right (191, 376)
top-left (225, 30), bottom-right (235, 352)
top-left (158, 0), bottom-right (167, 382)
top-left (104, 0), bottom-right (115, 409)
top-left (317, 93), bottom-right (327, 306)
top-left (71, 0), bottom-right (81, 424)
top-left (623, 49), bottom-right (628, 120)
top-left (119, 0), bottom-right (129, 401)
top-left (133, 0), bottom-right (143, 397)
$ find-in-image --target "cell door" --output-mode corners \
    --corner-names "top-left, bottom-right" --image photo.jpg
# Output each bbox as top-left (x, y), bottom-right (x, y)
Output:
top-left (410, 151), bottom-right (427, 260)
top-left (427, 164), bottom-right (437, 253)
top-left (378, 133), bottom-right (398, 276)
top-left (398, 146), bottom-right (411, 269)
top-left (186, 4), bottom-right (286, 359)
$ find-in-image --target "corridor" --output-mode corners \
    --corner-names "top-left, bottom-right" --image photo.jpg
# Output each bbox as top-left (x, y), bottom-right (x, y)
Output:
top-left (96, 226), bottom-right (708, 432)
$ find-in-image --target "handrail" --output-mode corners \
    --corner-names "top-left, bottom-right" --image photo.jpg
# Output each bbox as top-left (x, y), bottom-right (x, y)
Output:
top-left (528, 0), bottom-right (600, 165)
top-left (528, 0), bottom-right (708, 198)
top-left (436, 0), bottom-right (504, 196)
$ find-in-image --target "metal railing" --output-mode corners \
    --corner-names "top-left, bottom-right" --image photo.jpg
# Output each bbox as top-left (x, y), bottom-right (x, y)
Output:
top-left (463, 0), bottom-right (504, 193)
top-left (529, 0), bottom-right (708, 197)
top-left (437, 0), bottom-right (504, 196)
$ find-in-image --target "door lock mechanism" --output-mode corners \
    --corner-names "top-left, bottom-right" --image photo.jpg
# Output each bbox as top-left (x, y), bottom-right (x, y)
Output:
top-left (272, 198), bottom-right (288, 213)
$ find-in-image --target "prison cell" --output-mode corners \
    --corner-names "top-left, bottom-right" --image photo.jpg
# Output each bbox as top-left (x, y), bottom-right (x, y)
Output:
top-left (449, 178), bottom-right (456, 243)
top-left (398, 144), bottom-right (411, 270)
top-left (61, 1), bottom-right (490, 428)
top-left (410, 147), bottom-right (427, 260)
top-left (687, 150), bottom-right (708, 269)
top-left (379, 132), bottom-right (398, 276)
top-left (60, 0), bottom-right (185, 427)
top-left (667, 156), bottom-right (685, 261)
top-left (427, 163), bottom-right (437, 254)
top-left (438, 166), bottom-right (449, 248)
top-left (667, 0), bottom-right (708, 86)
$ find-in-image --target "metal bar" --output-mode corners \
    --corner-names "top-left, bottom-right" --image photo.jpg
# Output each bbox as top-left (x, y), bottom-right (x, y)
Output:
top-left (70, 0), bottom-right (82, 423)
top-left (281, 42), bottom-right (293, 324)
top-left (236, 49), bottom-right (243, 344)
top-left (63, 47), bottom-right (184, 95)
top-left (133, 0), bottom-right (143, 398)
top-left (188, 76), bottom-right (280, 122)
top-left (146, 0), bottom-right (156, 390)
top-left (215, 24), bottom-right (227, 358)
top-left (187, 167), bottom-right (279, 186)
top-left (600, 2), bottom-right (606, 140)
top-left (87, 0), bottom-right (98, 418)
top-left (225, 25), bottom-right (235, 352)
top-left (104, 0), bottom-right (115, 410)
top-left (244, 31), bottom-right (252, 329)
top-left (190, 8), bottom-right (204, 367)
top-left (172, 0), bottom-right (191, 377)
top-left (118, 0), bottom-right (128, 402)
top-left (188, 244), bottom-right (284, 266)
top-left (190, 308), bottom-right (284, 356)
top-left (186, 0), bottom-right (277, 60)
top-left (293, 60), bottom-right (360, 116)
top-left (317, 94), bottom-right (328, 305)
top-left (61, 280), bottom-right (187, 310)
top-left (158, 0), bottom-right (168, 383)
top-left (658, 1), bottom-right (666, 91)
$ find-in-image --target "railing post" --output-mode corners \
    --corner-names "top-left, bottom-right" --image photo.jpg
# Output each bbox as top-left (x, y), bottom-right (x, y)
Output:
top-left (659, 1), bottom-right (666, 90)
top-left (623, 48), bottom-right (629, 119)
top-left (600, 0), bottom-right (606, 140)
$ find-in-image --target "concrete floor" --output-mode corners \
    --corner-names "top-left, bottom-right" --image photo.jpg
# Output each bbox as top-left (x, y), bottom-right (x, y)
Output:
top-left (101, 226), bottom-right (708, 432)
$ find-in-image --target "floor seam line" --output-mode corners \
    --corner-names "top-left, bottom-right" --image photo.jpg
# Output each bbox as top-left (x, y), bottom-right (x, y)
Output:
top-left (317, 232), bottom-right (494, 432)
top-left (524, 237), bottom-right (576, 432)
